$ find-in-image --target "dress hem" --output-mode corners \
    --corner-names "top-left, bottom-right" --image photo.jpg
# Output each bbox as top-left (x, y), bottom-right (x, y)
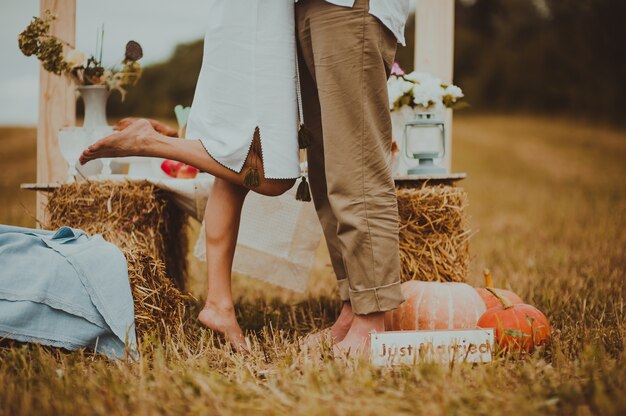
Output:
top-left (196, 134), bottom-right (300, 181)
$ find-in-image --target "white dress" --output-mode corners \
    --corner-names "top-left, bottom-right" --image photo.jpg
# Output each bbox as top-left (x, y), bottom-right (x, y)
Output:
top-left (186, 0), bottom-right (301, 180)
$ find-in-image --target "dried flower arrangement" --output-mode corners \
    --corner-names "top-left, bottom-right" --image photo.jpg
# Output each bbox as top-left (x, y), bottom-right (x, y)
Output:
top-left (18, 10), bottom-right (143, 100)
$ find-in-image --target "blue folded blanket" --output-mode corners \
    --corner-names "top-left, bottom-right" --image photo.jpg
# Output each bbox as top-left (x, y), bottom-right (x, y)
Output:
top-left (0, 224), bottom-right (136, 359)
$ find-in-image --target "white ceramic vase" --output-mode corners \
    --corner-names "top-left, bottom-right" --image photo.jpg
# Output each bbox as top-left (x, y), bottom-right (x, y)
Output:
top-left (77, 85), bottom-right (110, 129)
top-left (72, 85), bottom-right (109, 178)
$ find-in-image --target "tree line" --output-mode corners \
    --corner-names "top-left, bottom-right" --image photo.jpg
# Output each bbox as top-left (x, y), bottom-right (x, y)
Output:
top-left (106, 0), bottom-right (625, 124)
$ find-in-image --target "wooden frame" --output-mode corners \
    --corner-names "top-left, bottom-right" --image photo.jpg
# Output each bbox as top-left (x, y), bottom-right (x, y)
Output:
top-left (36, 0), bottom-right (76, 226)
top-left (414, 0), bottom-right (455, 171)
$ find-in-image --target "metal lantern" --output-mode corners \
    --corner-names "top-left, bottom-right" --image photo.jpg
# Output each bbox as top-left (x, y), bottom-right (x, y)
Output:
top-left (403, 112), bottom-right (447, 175)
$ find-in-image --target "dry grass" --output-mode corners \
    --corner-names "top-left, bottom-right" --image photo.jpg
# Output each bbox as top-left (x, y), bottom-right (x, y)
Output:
top-left (0, 127), bottom-right (37, 227)
top-left (0, 114), bottom-right (625, 415)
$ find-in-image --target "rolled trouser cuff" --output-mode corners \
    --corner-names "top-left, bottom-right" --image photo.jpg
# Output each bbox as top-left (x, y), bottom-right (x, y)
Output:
top-left (348, 280), bottom-right (405, 315)
top-left (337, 278), bottom-right (350, 301)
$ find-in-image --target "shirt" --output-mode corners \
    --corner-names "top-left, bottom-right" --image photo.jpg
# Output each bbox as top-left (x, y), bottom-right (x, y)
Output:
top-left (295, 0), bottom-right (411, 46)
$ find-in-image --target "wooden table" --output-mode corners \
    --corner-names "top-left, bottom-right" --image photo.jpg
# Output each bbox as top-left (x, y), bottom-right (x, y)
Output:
top-left (393, 173), bottom-right (467, 187)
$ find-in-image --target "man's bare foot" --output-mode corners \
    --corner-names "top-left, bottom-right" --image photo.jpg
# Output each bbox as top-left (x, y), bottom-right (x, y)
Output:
top-left (302, 301), bottom-right (354, 348)
top-left (333, 312), bottom-right (385, 358)
top-left (79, 118), bottom-right (156, 165)
top-left (198, 302), bottom-right (249, 353)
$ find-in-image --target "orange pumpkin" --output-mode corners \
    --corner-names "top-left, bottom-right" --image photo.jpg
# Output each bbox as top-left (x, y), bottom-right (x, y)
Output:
top-left (475, 269), bottom-right (523, 310)
top-left (477, 289), bottom-right (550, 353)
top-left (385, 281), bottom-right (487, 331)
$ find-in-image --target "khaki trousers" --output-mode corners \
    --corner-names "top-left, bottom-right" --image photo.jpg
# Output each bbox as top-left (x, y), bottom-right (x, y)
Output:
top-left (296, 0), bottom-right (404, 315)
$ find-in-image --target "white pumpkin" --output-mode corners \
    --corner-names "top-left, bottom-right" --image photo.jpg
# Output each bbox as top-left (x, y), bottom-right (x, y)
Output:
top-left (384, 281), bottom-right (487, 331)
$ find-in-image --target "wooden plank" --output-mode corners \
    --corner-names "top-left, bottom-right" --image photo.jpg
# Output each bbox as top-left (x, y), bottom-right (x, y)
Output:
top-left (394, 173), bottom-right (466, 181)
top-left (36, 0), bottom-right (76, 227)
top-left (21, 183), bottom-right (61, 192)
top-left (414, 0), bottom-right (455, 171)
top-left (394, 175), bottom-right (466, 188)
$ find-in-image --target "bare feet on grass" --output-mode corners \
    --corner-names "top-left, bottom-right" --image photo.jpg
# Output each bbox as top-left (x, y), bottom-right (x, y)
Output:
top-left (302, 302), bottom-right (354, 348)
top-left (79, 118), bottom-right (156, 165)
top-left (198, 302), bottom-right (249, 353)
top-left (333, 312), bottom-right (385, 358)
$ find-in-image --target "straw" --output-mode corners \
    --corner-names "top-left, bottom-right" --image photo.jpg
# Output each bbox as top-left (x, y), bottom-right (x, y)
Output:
top-left (396, 183), bottom-right (472, 283)
top-left (45, 179), bottom-right (195, 340)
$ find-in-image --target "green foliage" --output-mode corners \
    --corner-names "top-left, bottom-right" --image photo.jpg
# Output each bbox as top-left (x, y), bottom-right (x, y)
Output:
top-left (17, 10), bottom-right (68, 75)
top-left (453, 0), bottom-right (626, 123)
top-left (111, 2), bottom-right (625, 123)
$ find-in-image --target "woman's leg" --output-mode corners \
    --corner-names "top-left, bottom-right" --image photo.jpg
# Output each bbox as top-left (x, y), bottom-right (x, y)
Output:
top-left (197, 177), bottom-right (249, 351)
top-left (79, 119), bottom-right (292, 352)
top-left (79, 119), bottom-right (296, 196)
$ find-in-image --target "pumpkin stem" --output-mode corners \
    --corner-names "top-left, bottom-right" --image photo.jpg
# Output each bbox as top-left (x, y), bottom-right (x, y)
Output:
top-left (486, 287), bottom-right (514, 309)
top-left (484, 268), bottom-right (493, 288)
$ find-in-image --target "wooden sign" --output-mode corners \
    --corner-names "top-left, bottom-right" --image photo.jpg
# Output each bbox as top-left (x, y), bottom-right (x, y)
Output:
top-left (370, 329), bottom-right (495, 366)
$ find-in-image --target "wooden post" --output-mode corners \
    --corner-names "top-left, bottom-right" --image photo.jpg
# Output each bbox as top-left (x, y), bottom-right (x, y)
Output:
top-left (414, 0), bottom-right (455, 171)
top-left (36, 0), bottom-right (76, 227)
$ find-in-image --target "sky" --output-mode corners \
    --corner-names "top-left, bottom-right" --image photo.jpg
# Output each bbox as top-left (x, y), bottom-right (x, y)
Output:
top-left (0, 0), bottom-right (210, 125)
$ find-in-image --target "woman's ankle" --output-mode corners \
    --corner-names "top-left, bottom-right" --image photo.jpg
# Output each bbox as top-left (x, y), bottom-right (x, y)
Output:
top-left (203, 299), bottom-right (236, 314)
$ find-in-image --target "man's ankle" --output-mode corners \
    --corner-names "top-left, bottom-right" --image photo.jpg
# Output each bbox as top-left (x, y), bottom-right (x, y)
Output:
top-left (351, 311), bottom-right (385, 332)
top-left (339, 301), bottom-right (353, 314)
top-left (335, 302), bottom-right (354, 323)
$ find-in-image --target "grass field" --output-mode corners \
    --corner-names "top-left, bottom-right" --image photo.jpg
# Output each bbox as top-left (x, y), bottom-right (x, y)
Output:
top-left (0, 114), bottom-right (624, 415)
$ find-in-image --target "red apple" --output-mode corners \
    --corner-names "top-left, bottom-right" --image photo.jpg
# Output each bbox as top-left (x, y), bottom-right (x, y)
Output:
top-left (161, 159), bottom-right (184, 178)
top-left (177, 164), bottom-right (199, 179)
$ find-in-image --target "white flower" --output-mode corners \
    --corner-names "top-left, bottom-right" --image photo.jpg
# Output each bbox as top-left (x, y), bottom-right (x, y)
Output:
top-left (387, 76), bottom-right (415, 110)
top-left (390, 71), bottom-right (465, 110)
top-left (65, 49), bottom-right (86, 69)
top-left (411, 78), bottom-right (443, 109)
top-left (404, 71), bottom-right (436, 85)
top-left (444, 85), bottom-right (464, 99)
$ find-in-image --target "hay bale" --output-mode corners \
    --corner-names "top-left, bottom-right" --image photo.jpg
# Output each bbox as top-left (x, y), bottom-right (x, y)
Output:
top-left (397, 184), bottom-right (472, 283)
top-left (41, 179), bottom-right (469, 338)
top-left (44, 180), bottom-right (195, 340)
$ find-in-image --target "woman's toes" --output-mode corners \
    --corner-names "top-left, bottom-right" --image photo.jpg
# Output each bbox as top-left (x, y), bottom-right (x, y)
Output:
top-left (79, 152), bottom-right (91, 165)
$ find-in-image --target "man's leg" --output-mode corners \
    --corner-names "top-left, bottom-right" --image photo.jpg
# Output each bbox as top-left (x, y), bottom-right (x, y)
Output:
top-left (296, 45), bottom-right (355, 345)
top-left (297, 0), bottom-right (404, 352)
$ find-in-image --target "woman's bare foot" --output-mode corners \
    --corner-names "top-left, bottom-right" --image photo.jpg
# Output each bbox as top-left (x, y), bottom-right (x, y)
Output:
top-left (114, 117), bottom-right (179, 137)
top-left (79, 118), bottom-right (156, 165)
top-left (333, 312), bottom-right (385, 358)
top-left (198, 302), bottom-right (249, 353)
top-left (302, 302), bottom-right (354, 348)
